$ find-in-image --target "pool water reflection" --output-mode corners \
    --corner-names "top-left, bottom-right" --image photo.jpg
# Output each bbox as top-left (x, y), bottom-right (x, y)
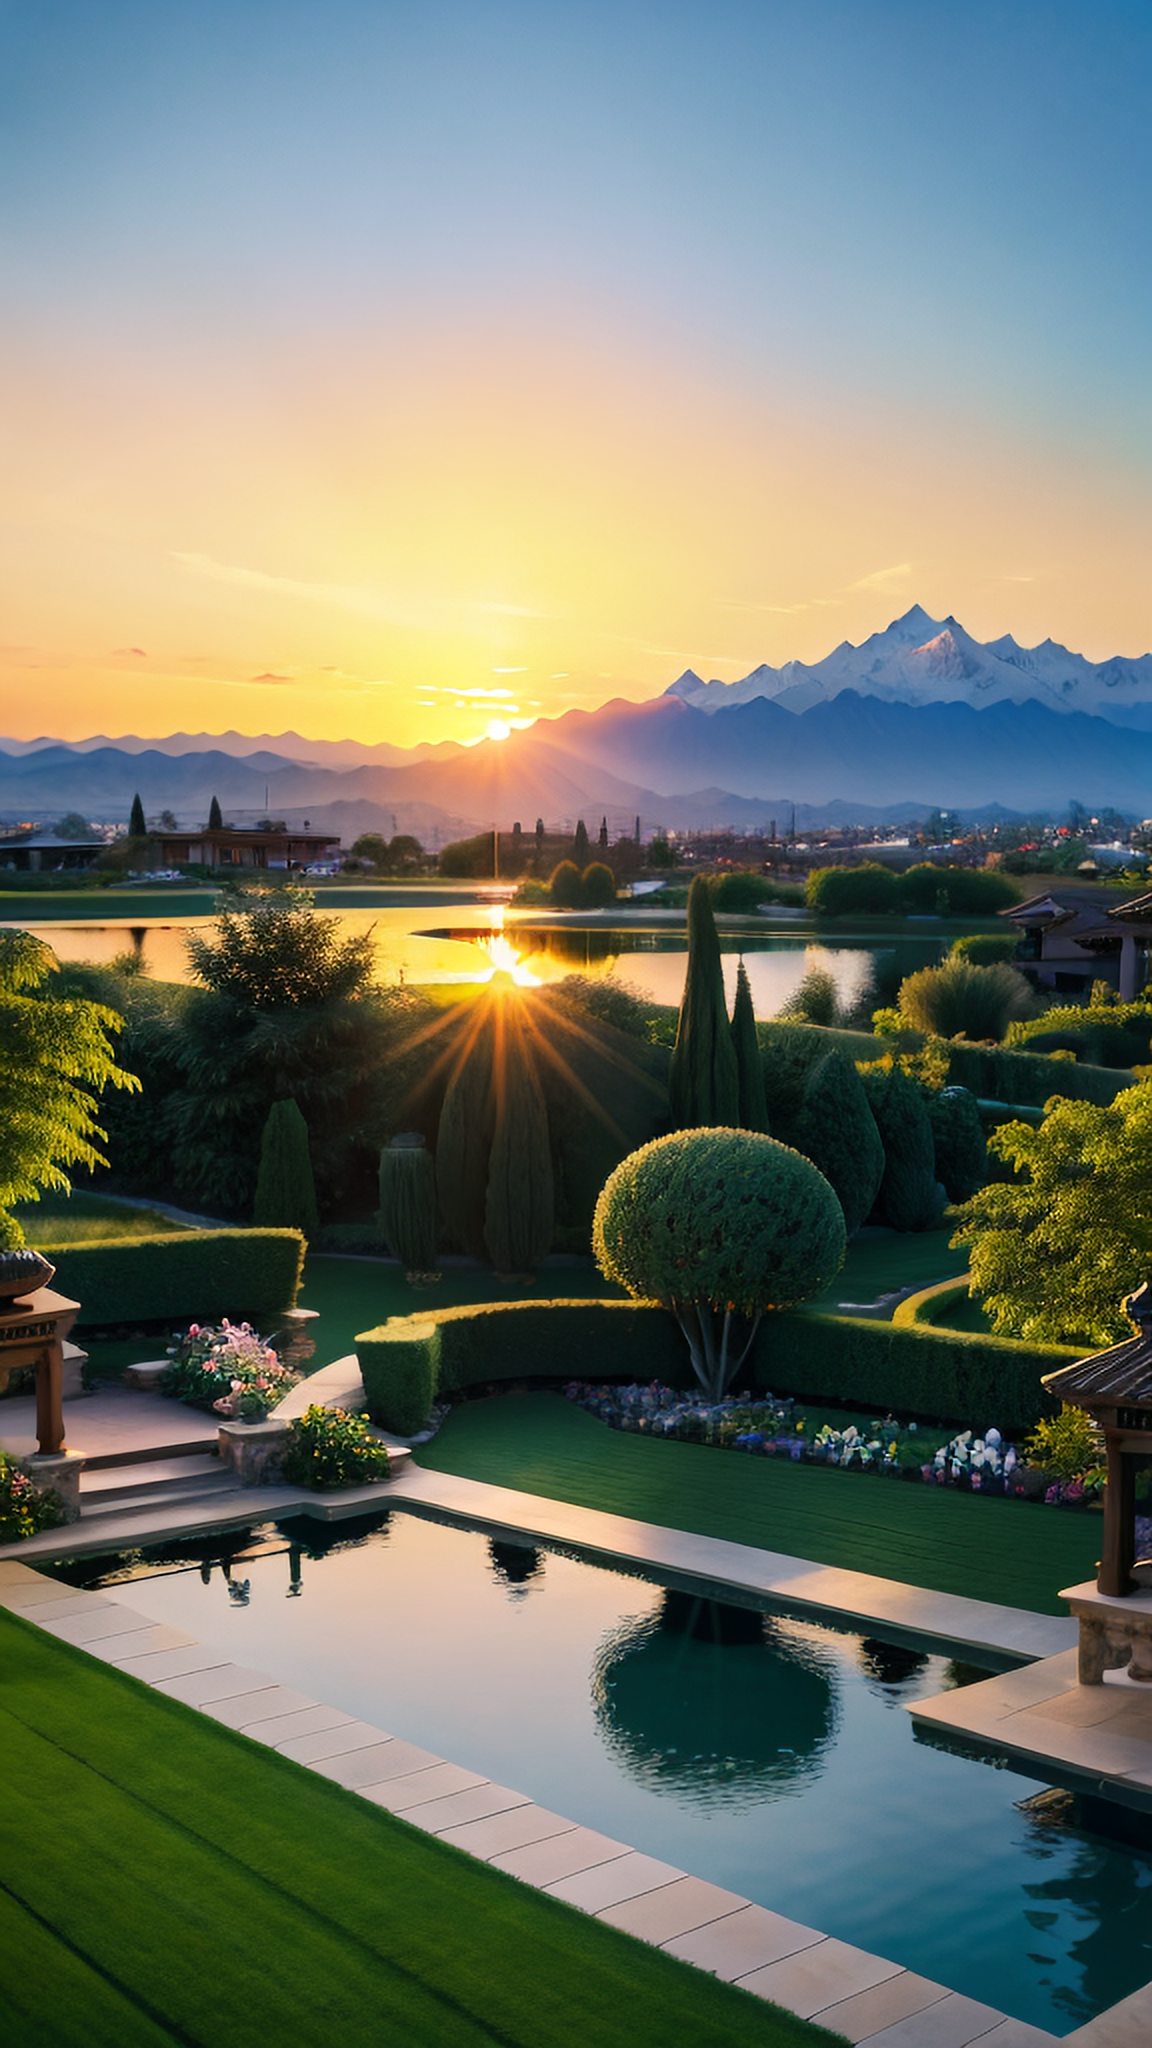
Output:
top-left (62, 1509), bottom-right (1152, 2034)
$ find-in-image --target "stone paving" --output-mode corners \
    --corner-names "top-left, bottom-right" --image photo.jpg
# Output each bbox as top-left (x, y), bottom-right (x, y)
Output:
top-left (0, 1556), bottom-right (1080, 2047)
top-left (909, 1647), bottom-right (1152, 1806)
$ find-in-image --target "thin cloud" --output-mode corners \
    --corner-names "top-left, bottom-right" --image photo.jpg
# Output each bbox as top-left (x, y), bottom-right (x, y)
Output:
top-left (250, 671), bottom-right (292, 684)
top-left (170, 552), bottom-right (537, 636)
top-left (850, 562), bottom-right (914, 594)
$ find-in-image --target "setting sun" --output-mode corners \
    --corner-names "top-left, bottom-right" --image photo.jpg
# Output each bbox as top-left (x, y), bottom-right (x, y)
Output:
top-left (485, 719), bottom-right (513, 742)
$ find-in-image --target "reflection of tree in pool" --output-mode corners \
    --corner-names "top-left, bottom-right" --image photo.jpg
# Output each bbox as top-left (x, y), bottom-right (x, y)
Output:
top-left (857, 1637), bottom-right (930, 1699)
top-left (1017, 1808), bottom-right (1152, 2028)
top-left (488, 1539), bottom-right (545, 1593)
top-left (592, 1592), bottom-right (838, 1808)
top-left (274, 1509), bottom-right (391, 1559)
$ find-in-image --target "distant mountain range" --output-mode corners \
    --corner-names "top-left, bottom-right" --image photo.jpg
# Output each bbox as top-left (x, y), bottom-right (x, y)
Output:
top-left (4, 609), bottom-right (1152, 836)
top-left (667, 605), bottom-right (1152, 727)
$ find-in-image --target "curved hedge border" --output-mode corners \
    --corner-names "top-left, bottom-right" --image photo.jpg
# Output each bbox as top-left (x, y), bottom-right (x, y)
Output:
top-left (40, 1228), bottom-right (305, 1330)
top-left (891, 1279), bottom-right (973, 1328)
top-left (357, 1296), bottom-right (1075, 1436)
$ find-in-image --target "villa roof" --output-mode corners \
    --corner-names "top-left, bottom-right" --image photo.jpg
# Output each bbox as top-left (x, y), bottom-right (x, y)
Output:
top-left (1002, 887), bottom-right (1152, 939)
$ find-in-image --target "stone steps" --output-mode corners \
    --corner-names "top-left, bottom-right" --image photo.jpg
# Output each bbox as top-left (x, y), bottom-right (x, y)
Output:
top-left (79, 1452), bottom-right (236, 1518)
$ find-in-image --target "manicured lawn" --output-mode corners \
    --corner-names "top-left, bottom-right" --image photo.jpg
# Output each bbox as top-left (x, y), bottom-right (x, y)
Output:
top-left (16, 1192), bottom-right (188, 1246)
top-left (806, 1225), bottom-right (968, 1310)
top-left (0, 1611), bottom-right (831, 2048)
top-left (416, 1393), bottom-right (1101, 1615)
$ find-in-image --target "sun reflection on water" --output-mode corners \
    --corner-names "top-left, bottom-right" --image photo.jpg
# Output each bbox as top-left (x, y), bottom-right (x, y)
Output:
top-left (479, 910), bottom-right (540, 985)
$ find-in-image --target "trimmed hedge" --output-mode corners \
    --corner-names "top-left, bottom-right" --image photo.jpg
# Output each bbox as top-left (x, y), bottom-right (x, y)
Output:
top-left (892, 1280), bottom-right (972, 1327)
top-left (357, 1295), bottom-right (1074, 1435)
top-left (40, 1229), bottom-right (305, 1329)
top-left (764, 1310), bottom-right (1076, 1431)
top-left (760, 1017), bottom-right (1130, 1111)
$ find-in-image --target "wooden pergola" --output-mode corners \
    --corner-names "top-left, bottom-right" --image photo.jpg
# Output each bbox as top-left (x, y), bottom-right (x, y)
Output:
top-left (0, 1253), bottom-right (80, 1457)
top-left (1042, 1284), bottom-right (1152, 1598)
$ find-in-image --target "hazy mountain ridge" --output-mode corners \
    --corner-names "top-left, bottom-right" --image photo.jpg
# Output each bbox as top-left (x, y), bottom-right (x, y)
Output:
top-left (667, 605), bottom-right (1152, 723)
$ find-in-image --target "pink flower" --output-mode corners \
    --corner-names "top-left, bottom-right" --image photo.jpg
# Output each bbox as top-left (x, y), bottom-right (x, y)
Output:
top-left (189, 1323), bottom-right (200, 1337)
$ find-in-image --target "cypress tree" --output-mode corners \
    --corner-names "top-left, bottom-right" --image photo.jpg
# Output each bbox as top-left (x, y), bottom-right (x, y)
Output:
top-left (598, 817), bottom-right (609, 850)
top-left (669, 877), bottom-right (739, 1128)
top-left (792, 1051), bottom-right (884, 1235)
top-left (581, 861), bottom-right (616, 908)
top-left (729, 960), bottom-right (769, 1132)
top-left (253, 1098), bottom-right (318, 1236)
top-left (128, 792), bottom-right (146, 838)
top-left (926, 1085), bottom-right (988, 1203)
top-left (435, 1016), bottom-right (495, 1258)
top-left (861, 1064), bottom-right (941, 1231)
top-left (550, 859), bottom-right (583, 908)
top-left (378, 1134), bottom-right (439, 1274)
top-left (484, 1010), bottom-right (554, 1276)
top-left (208, 794), bottom-right (223, 830)
top-left (573, 819), bottom-right (590, 867)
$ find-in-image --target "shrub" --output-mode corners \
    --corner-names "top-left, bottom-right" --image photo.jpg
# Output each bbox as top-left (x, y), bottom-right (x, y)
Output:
top-left (162, 1319), bottom-right (300, 1415)
top-left (792, 1051), bottom-right (885, 1235)
top-left (580, 862), bottom-right (617, 908)
top-left (711, 871), bottom-right (774, 912)
top-left (542, 974), bottom-right (656, 1041)
top-left (949, 934), bottom-right (1021, 966)
top-left (484, 1026), bottom-right (554, 1275)
top-left (378, 1136), bottom-right (438, 1274)
top-left (357, 1319), bottom-right (440, 1433)
top-left (281, 1404), bottom-right (392, 1489)
top-left (439, 833), bottom-right (496, 878)
top-left (593, 1128), bottom-right (845, 1398)
top-left (897, 961), bottom-right (1037, 1041)
top-left (253, 1099), bottom-right (319, 1237)
top-left (926, 1086), bottom-right (988, 1202)
top-left (549, 860), bottom-right (583, 909)
top-left (1022, 1404), bottom-right (1105, 1485)
top-left (1008, 1000), bottom-right (1152, 1070)
top-left (0, 1451), bottom-right (67, 1543)
top-left (41, 1228), bottom-right (305, 1329)
top-left (861, 1064), bottom-right (941, 1230)
top-left (776, 967), bottom-right (842, 1028)
top-left (435, 1024), bottom-right (494, 1258)
top-left (807, 863), bottom-right (902, 916)
top-left (730, 961), bottom-right (769, 1132)
top-left (898, 864), bottom-right (1018, 915)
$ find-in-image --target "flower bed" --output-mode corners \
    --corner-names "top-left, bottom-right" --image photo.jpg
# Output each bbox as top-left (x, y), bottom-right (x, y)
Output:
top-left (162, 1319), bottom-right (301, 1420)
top-left (563, 1380), bottom-right (1134, 1520)
top-left (281, 1404), bottom-right (392, 1490)
top-left (0, 1451), bottom-right (67, 1543)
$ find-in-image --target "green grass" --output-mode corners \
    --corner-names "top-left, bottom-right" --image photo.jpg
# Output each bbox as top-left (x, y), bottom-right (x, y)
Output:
top-left (416, 1393), bottom-right (1101, 1615)
top-left (0, 1611), bottom-right (831, 2048)
top-left (15, 1193), bottom-right (188, 1246)
top-left (807, 1226), bottom-right (969, 1311)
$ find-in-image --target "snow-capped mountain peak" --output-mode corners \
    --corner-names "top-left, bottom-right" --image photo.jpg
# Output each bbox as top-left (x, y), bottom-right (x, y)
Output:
top-left (664, 607), bottom-right (1152, 723)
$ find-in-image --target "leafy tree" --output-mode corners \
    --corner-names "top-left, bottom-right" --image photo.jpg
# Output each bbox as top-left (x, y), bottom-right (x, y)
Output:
top-left (898, 864), bottom-right (1017, 915)
top-left (593, 1128), bottom-right (845, 1398)
top-left (926, 1086), bottom-right (987, 1203)
top-left (378, 1135), bottom-right (438, 1274)
top-left (861, 1063), bottom-right (941, 1231)
top-left (386, 834), bottom-right (423, 871)
top-left (952, 1081), bottom-right (1152, 1345)
top-left (54, 812), bottom-right (91, 840)
top-left (158, 809), bottom-right (178, 832)
top-left (580, 861), bottom-right (616, 908)
top-left (253, 1098), bottom-right (319, 1236)
top-left (792, 1051), bottom-right (884, 1235)
top-left (0, 931), bottom-right (139, 1246)
top-left (711, 870), bottom-right (771, 912)
top-left (166, 889), bottom-right (418, 1213)
top-left (128, 793), bottom-right (146, 838)
top-left (670, 879), bottom-right (739, 1128)
top-left (208, 795), bottom-right (223, 830)
top-left (777, 966), bottom-right (842, 1028)
top-left (949, 934), bottom-right (1020, 967)
top-left (439, 832), bottom-right (495, 877)
top-left (897, 960), bottom-right (1036, 1042)
top-left (647, 835), bottom-right (674, 869)
top-left (729, 961), bottom-right (769, 1132)
top-left (549, 860), bottom-right (583, 909)
top-left (351, 833), bottom-right (390, 869)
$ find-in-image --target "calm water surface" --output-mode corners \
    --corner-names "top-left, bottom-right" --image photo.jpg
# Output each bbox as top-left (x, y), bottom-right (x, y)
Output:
top-left (8, 903), bottom-right (949, 1013)
top-left (65, 1510), bottom-right (1152, 2035)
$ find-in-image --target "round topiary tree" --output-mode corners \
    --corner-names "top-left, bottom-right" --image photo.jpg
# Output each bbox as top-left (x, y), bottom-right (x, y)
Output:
top-left (549, 859), bottom-right (583, 909)
top-left (580, 861), bottom-right (617, 908)
top-left (593, 1128), bottom-right (845, 1399)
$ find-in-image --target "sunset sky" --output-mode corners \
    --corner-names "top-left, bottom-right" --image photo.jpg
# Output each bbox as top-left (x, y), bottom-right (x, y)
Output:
top-left (2, 1), bottom-right (1149, 749)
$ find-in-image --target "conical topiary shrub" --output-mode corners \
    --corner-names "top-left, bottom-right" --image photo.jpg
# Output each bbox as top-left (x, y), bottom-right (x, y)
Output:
top-left (669, 877), bottom-right (739, 1128)
top-left (253, 1098), bottom-right (319, 1237)
top-left (729, 960), bottom-right (769, 1133)
top-left (792, 1050), bottom-right (884, 1235)
top-left (435, 1019), bottom-right (495, 1258)
top-left (378, 1133), bottom-right (439, 1276)
top-left (484, 1012), bottom-right (554, 1277)
top-left (861, 1064), bottom-right (941, 1231)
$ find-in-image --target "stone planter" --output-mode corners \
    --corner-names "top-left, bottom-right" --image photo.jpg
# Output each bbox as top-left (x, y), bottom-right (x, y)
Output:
top-left (217, 1417), bottom-right (289, 1487)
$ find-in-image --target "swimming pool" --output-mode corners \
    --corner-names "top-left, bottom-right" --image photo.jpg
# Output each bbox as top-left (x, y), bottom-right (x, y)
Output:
top-left (59, 1507), bottom-right (1152, 2035)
